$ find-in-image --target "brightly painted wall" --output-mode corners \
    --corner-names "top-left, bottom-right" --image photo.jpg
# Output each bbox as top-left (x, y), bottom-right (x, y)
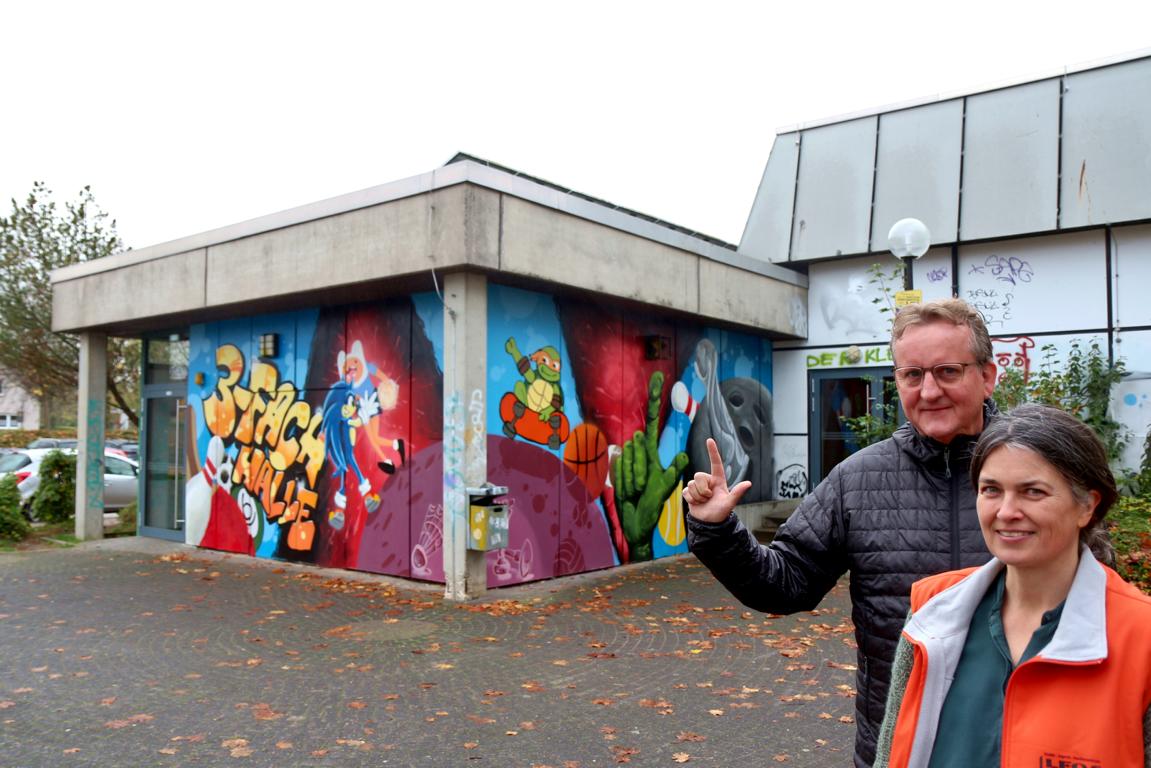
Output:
top-left (183, 285), bottom-right (774, 586)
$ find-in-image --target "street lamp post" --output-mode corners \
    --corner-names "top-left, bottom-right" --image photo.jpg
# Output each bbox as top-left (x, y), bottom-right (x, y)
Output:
top-left (887, 218), bottom-right (931, 291)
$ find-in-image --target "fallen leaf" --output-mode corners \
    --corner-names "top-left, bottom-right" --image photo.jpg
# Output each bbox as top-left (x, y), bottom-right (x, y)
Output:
top-left (347, 701), bottom-right (367, 710)
top-left (676, 732), bottom-right (706, 742)
top-left (708, 709), bottom-right (724, 716)
top-left (839, 715), bottom-right (854, 724)
top-left (673, 753), bottom-right (690, 763)
top-left (251, 703), bottom-right (283, 721)
top-left (773, 754), bottom-right (790, 762)
top-left (158, 748), bottom-right (178, 755)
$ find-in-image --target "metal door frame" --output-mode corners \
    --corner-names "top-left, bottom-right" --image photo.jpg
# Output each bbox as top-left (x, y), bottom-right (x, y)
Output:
top-left (137, 332), bottom-right (191, 542)
top-left (807, 366), bottom-right (900, 484)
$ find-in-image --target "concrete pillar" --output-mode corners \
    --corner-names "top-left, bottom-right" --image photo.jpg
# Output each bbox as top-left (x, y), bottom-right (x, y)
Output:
top-left (75, 331), bottom-right (107, 540)
top-left (442, 271), bottom-right (488, 600)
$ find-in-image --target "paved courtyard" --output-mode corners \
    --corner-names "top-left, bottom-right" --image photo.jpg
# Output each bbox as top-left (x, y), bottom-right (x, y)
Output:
top-left (1, 537), bottom-right (858, 766)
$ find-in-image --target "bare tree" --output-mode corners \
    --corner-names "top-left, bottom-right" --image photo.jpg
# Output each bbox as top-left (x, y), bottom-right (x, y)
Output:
top-left (0, 182), bottom-right (139, 427)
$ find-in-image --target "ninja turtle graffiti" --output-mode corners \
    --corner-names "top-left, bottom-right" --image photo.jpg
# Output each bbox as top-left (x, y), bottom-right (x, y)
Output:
top-left (500, 336), bottom-right (571, 449)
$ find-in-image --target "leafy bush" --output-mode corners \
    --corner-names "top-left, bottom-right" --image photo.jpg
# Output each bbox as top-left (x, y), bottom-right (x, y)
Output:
top-left (0, 474), bottom-right (31, 541)
top-left (841, 380), bottom-right (902, 448)
top-left (110, 500), bottom-right (137, 535)
top-left (991, 341), bottom-right (1127, 463)
top-left (1110, 495), bottom-right (1151, 593)
top-left (30, 450), bottom-right (76, 524)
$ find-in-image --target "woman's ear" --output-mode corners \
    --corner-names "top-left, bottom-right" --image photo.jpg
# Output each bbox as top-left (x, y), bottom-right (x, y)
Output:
top-left (1077, 489), bottom-right (1102, 529)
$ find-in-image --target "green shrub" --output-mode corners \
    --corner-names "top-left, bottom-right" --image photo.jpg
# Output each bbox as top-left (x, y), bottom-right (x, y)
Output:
top-left (111, 500), bottom-right (137, 535)
top-left (0, 474), bottom-right (31, 541)
top-left (991, 341), bottom-right (1128, 464)
top-left (30, 450), bottom-right (76, 524)
top-left (1109, 495), bottom-right (1151, 594)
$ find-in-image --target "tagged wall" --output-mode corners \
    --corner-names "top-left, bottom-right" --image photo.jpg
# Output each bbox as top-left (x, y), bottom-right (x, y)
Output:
top-left (183, 285), bottom-right (775, 587)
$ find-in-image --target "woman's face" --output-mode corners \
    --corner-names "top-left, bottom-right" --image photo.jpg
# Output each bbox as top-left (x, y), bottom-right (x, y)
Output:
top-left (975, 445), bottom-right (1098, 571)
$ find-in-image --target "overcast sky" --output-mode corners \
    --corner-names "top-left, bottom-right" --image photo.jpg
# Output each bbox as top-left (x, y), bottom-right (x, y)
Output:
top-left (4, 1), bottom-right (1150, 251)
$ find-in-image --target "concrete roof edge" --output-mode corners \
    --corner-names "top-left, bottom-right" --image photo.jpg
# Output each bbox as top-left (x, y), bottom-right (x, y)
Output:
top-left (51, 159), bottom-right (807, 289)
top-left (49, 165), bottom-right (468, 283)
top-left (456, 163), bottom-right (808, 288)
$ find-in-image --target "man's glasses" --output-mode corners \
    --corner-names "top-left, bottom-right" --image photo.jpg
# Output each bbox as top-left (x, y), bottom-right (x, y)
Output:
top-left (893, 362), bottom-right (978, 388)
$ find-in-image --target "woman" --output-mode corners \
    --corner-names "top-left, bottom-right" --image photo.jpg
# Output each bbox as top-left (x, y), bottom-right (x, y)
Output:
top-left (875, 404), bottom-right (1151, 767)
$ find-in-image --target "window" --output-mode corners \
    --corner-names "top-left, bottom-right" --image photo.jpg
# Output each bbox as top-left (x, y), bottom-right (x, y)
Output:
top-left (105, 457), bottom-right (137, 477)
top-left (0, 453), bottom-right (31, 472)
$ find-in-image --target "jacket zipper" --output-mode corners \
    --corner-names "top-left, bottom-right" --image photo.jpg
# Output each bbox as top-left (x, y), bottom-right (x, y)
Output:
top-left (945, 446), bottom-right (960, 570)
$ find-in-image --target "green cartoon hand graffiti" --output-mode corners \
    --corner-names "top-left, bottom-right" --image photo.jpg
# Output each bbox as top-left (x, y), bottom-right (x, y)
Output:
top-left (612, 371), bottom-right (689, 562)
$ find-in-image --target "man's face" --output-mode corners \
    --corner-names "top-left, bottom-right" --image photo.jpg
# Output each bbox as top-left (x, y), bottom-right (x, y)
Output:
top-left (892, 321), bottom-right (997, 444)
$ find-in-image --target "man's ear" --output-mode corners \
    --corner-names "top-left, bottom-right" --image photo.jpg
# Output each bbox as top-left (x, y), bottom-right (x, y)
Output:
top-left (980, 361), bottom-right (998, 398)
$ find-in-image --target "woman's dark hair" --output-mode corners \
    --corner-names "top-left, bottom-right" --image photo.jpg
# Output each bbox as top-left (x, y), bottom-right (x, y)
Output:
top-left (970, 403), bottom-right (1118, 545)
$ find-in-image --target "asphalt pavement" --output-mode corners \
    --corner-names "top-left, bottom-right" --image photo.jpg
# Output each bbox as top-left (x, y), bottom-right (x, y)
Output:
top-left (0, 537), bottom-right (858, 767)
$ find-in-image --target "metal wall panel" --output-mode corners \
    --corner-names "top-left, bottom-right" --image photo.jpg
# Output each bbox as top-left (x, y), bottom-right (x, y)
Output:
top-left (738, 133), bottom-right (799, 263)
top-left (1113, 328), bottom-right (1151, 472)
top-left (1112, 223), bottom-right (1151, 328)
top-left (961, 80), bottom-right (1060, 240)
top-left (790, 117), bottom-right (877, 261)
top-left (805, 254), bottom-right (894, 346)
top-left (957, 230), bottom-right (1106, 335)
top-left (870, 100), bottom-right (963, 251)
top-left (1061, 57), bottom-right (1151, 228)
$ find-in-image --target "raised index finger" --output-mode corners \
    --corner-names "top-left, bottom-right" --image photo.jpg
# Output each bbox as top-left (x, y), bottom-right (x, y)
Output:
top-left (706, 438), bottom-right (727, 486)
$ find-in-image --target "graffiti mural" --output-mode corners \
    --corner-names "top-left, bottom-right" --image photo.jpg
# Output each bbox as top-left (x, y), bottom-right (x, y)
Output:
top-left (486, 286), bottom-right (775, 574)
top-left (183, 285), bottom-right (774, 587)
top-left (186, 299), bottom-right (442, 576)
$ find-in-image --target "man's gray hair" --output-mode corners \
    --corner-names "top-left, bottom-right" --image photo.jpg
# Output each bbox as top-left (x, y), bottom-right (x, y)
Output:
top-left (891, 298), bottom-right (993, 365)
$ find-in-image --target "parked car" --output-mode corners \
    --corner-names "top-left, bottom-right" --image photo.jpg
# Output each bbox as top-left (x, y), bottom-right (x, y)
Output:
top-left (26, 437), bottom-right (78, 450)
top-left (104, 438), bottom-right (139, 461)
top-left (26, 437), bottom-right (139, 461)
top-left (0, 448), bottom-right (139, 516)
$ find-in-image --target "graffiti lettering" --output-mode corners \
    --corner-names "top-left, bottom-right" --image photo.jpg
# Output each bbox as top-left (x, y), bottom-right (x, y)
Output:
top-left (965, 287), bottom-right (1016, 328)
top-left (926, 268), bottom-right (949, 283)
top-left (444, 391), bottom-right (466, 494)
top-left (975, 254), bottom-right (1034, 286)
top-left (776, 463), bottom-right (808, 499)
top-left (467, 388), bottom-right (486, 479)
top-left (991, 336), bottom-right (1036, 383)
top-left (806, 346), bottom-right (893, 368)
top-left (201, 345), bottom-right (325, 550)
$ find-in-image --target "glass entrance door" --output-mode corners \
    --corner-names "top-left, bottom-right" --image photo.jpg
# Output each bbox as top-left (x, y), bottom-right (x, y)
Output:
top-left (808, 369), bottom-right (900, 484)
top-left (139, 333), bottom-right (190, 541)
top-left (140, 393), bottom-right (187, 540)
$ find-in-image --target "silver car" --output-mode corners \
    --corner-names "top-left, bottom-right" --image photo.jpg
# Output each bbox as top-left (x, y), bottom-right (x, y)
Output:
top-left (0, 448), bottom-right (139, 515)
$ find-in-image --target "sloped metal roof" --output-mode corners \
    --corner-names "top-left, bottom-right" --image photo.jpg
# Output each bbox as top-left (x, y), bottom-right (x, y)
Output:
top-left (740, 49), bottom-right (1151, 263)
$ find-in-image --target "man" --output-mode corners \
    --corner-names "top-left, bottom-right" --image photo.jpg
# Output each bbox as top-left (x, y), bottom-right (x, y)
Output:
top-left (685, 298), bottom-right (998, 768)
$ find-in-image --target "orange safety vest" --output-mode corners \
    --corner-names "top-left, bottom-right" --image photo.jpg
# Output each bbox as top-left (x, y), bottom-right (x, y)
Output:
top-left (886, 556), bottom-right (1151, 768)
